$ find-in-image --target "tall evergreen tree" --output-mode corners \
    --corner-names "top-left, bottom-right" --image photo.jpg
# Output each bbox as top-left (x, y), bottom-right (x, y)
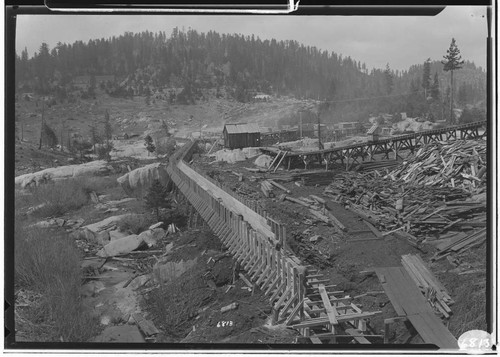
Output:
top-left (457, 82), bottom-right (468, 106)
top-left (34, 43), bottom-right (52, 94)
top-left (384, 63), bottom-right (394, 95)
top-left (144, 180), bottom-right (172, 221)
top-left (430, 72), bottom-right (440, 100)
top-left (103, 109), bottom-right (112, 145)
top-left (422, 58), bottom-right (432, 98)
top-left (144, 134), bottom-right (156, 155)
top-left (442, 38), bottom-right (465, 123)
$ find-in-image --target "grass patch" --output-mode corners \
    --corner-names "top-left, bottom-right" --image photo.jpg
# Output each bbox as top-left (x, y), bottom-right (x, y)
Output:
top-left (15, 223), bottom-right (100, 342)
top-left (16, 180), bottom-right (90, 218)
top-left (449, 284), bottom-right (487, 337)
top-left (448, 244), bottom-right (488, 337)
top-left (16, 175), bottom-right (123, 218)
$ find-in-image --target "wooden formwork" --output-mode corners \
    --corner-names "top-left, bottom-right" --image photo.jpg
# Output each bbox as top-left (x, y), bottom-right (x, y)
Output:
top-left (167, 142), bottom-right (306, 324)
top-left (167, 140), bottom-right (380, 343)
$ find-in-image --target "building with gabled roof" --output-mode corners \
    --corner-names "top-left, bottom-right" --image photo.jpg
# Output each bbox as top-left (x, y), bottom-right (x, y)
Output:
top-left (223, 123), bottom-right (261, 149)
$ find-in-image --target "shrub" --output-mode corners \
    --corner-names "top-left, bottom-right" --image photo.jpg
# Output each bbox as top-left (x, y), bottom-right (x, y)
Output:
top-left (15, 223), bottom-right (100, 341)
top-left (156, 138), bottom-right (176, 158)
top-left (117, 214), bottom-right (156, 234)
top-left (144, 180), bottom-right (172, 221)
top-left (27, 179), bottom-right (90, 218)
top-left (96, 142), bottom-right (114, 161)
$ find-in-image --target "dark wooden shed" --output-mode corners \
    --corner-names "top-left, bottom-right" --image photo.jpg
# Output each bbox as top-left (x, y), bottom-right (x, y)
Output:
top-left (223, 123), bottom-right (261, 149)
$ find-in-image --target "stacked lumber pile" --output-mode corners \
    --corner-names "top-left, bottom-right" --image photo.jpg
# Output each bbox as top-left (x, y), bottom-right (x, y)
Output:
top-left (431, 228), bottom-right (487, 261)
top-left (324, 171), bottom-right (485, 240)
top-left (354, 160), bottom-right (400, 173)
top-left (385, 140), bottom-right (486, 190)
top-left (323, 140), bottom-right (487, 242)
top-left (260, 180), bottom-right (275, 198)
top-left (401, 254), bottom-right (454, 318)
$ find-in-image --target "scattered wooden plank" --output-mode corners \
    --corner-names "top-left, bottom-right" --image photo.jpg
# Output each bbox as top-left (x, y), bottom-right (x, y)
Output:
top-left (268, 180), bottom-right (291, 194)
top-left (239, 273), bottom-right (254, 289)
top-left (231, 171), bottom-right (244, 181)
top-left (284, 195), bottom-right (313, 208)
top-left (325, 211), bottom-right (347, 231)
top-left (132, 313), bottom-right (160, 337)
top-left (345, 328), bottom-right (371, 344)
top-left (309, 209), bottom-right (330, 224)
top-left (309, 195), bottom-right (326, 205)
top-left (363, 220), bottom-right (383, 239)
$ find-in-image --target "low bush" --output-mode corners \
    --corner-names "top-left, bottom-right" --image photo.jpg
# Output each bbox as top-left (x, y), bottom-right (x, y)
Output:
top-left (15, 223), bottom-right (100, 341)
top-left (18, 176), bottom-right (121, 218)
top-left (26, 180), bottom-right (90, 218)
top-left (117, 214), bottom-right (156, 234)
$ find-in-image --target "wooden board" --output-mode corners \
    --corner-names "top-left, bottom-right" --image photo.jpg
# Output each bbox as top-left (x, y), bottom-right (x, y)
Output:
top-left (345, 328), bottom-right (371, 344)
top-left (374, 267), bottom-right (458, 349)
top-left (407, 312), bottom-right (458, 349)
top-left (132, 313), bottom-right (160, 337)
top-left (318, 284), bottom-right (338, 325)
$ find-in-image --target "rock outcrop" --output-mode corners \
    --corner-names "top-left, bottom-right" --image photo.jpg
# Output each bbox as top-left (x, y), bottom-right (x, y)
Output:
top-left (15, 160), bottom-right (112, 188)
top-left (117, 163), bottom-right (171, 197)
top-left (96, 234), bottom-right (145, 257)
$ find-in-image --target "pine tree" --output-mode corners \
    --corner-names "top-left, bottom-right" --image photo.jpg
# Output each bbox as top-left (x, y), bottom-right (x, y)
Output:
top-left (42, 123), bottom-right (58, 147)
top-left (457, 82), bottom-right (467, 106)
top-left (144, 179), bottom-right (172, 221)
top-left (384, 63), bottom-right (394, 95)
top-left (442, 38), bottom-right (465, 123)
top-left (103, 109), bottom-right (112, 145)
top-left (422, 58), bottom-right (432, 98)
top-left (161, 120), bottom-right (171, 137)
top-left (431, 72), bottom-right (440, 101)
top-left (144, 134), bottom-right (156, 155)
top-left (88, 118), bottom-right (101, 154)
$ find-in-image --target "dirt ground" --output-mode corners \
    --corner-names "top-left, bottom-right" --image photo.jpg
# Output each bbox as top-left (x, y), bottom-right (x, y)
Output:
top-left (142, 227), bottom-right (300, 344)
top-left (189, 151), bottom-right (488, 344)
top-left (13, 132), bottom-right (487, 345)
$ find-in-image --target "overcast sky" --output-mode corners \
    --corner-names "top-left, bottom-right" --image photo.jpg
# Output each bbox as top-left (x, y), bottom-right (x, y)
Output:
top-left (15, 6), bottom-right (488, 71)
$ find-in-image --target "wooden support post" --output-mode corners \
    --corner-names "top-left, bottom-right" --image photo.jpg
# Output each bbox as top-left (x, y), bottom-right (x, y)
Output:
top-left (270, 308), bottom-right (279, 325)
top-left (296, 266), bottom-right (307, 321)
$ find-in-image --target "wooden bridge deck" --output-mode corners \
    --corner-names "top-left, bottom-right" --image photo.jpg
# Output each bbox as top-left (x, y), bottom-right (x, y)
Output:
top-left (261, 121), bottom-right (486, 157)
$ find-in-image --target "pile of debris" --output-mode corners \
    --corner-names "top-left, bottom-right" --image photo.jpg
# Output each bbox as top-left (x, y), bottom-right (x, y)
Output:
top-left (324, 140), bottom-right (487, 242)
top-left (431, 228), bottom-right (487, 262)
top-left (385, 140), bottom-right (486, 190)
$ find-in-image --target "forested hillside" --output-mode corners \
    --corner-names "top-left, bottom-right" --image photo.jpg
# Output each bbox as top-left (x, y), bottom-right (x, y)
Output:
top-left (15, 28), bottom-right (487, 124)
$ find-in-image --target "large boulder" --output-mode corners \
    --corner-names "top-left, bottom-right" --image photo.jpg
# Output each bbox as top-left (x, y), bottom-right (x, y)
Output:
top-left (137, 228), bottom-right (167, 247)
top-left (15, 160), bottom-right (112, 188)
top-left (96, 234), bottom-right (145, 257)
top-left (83, 214), bottom-right (134, 233)
top-left (117, 163), bottom-right (170, 197)
top-left (254, 154), bottom-right (272, 168)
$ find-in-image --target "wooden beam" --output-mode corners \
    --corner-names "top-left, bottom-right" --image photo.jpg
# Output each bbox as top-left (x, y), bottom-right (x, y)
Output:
top-left (345, 328), bottom-right (371, 344)
top-left (268, 180), bottom-right (291, 194)
top-left (291, 311), bottom-right (382, 328)
top-left (363, 220), bottom-right (383, 239)
top-left (318, 284), bottom-right (338, 325)
top-left (325, 211), bottom-right (347, 231)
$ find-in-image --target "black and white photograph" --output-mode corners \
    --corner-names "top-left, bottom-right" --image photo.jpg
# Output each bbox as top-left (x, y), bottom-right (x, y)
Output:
top-left (5, 3), bottom-right (495, 352)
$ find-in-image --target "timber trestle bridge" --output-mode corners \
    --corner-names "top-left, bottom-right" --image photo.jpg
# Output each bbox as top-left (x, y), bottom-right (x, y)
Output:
top-left (166, 140), bottom-right (382, 344)
top-left (261, 120), bottom-right (486, 171)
